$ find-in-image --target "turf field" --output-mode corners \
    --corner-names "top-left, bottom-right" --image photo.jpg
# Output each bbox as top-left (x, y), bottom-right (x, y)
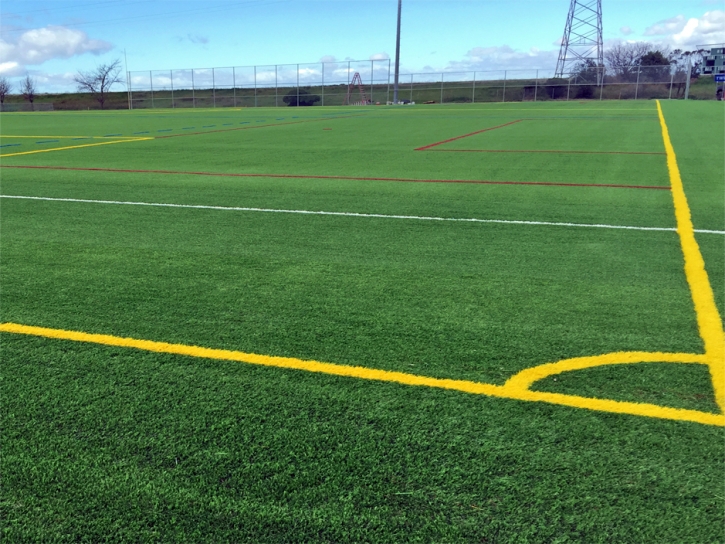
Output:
top-left (1, 101), bottom-right (724, 542)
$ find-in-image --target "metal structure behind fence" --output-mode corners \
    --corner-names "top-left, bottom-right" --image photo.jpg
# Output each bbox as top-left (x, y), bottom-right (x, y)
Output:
top-left (127, 63), bottom-right (691, 109)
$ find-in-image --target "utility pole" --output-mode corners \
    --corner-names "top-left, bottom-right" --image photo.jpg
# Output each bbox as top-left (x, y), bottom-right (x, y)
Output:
top-left (124, 48), bottom-right (131, 110)
top-left (393, 0), bottom-right (402, 104)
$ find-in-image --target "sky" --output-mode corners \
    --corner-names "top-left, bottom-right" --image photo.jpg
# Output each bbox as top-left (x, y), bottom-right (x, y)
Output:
top-left (1, 0), bottom-right (723, 93)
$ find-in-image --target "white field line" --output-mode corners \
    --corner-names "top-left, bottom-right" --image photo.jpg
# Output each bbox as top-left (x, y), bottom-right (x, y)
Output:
top-left (2, 194), bottom-right (724, 235)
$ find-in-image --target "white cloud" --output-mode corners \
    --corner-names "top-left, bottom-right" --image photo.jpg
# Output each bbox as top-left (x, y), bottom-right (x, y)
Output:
top-left (644, 15), bottom-right (686, 36)
top-left (369, 52), bottom-right (389, 61)
top-left (445, 45), bottom-right (559, 74)
top-left (620, 26), bottom-right (633, 36)
top-left (643, 11), bottom-right (724, 47)
top-left (0, 61), bottom-right (22, 76)
top-left (0, 25), bottom-right (112, 67)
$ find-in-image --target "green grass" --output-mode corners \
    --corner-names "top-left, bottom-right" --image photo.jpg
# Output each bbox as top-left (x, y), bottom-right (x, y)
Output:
top-left (1, 101), bottom-right (724, 542)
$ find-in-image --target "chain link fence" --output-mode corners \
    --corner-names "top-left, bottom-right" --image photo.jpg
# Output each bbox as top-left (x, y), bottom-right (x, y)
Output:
top-left (127, 62), bottom-right (699, 109)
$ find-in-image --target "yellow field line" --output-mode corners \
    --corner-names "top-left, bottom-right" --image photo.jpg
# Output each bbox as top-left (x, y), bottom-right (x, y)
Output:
top-left (0, 137), bottom-right (153, 157)
top-left (656, 100), bottom-right (725, 412)
top-left (1, 322), bottom-right (722, 426)
top-left (1, 100), bottom-right (720, 427)
top-left (0, 135), bottom-right (145, 139)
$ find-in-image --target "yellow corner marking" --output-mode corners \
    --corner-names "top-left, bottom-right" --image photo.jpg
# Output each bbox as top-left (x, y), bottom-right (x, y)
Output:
top-left (0, 137), bottom-right (153, 157)
top-left (656, 100), bottom-right (725, 412)
top-left (1, 322), bottom-right (722, 427)
top-left (504, 351), bottom-right (707, 391)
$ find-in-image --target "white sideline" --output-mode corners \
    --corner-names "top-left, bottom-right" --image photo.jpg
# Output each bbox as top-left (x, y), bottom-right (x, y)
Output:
top-left (2, 194), bottom-right (724, 235)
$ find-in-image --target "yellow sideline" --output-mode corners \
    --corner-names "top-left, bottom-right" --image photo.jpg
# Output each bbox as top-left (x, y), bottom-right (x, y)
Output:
top-left (0, 137), bottom-right (153, 157)
top-left (1, 100), bottom-right (722, 427)
top-left (655, 100), bottom-right (725, 411)
top-left (0, 135), bottom-right (146, 139)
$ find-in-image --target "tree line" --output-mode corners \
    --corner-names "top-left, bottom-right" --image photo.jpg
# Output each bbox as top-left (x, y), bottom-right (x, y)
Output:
top-left (0, 60), bottom-right (123, 109)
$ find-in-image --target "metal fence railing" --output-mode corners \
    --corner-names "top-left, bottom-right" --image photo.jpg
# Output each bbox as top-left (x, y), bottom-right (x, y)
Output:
top-left (126, 63), bottom-right (701, 109)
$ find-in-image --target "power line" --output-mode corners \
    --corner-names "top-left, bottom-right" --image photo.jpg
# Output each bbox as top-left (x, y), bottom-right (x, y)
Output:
top-left (3, 0), bottom-right (129, 16)
top-left (1, 0), bottom-right (289, 36)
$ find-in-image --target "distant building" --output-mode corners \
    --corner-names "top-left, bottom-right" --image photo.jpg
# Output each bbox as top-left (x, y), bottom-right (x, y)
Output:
top-left (700, 44), bottom-right (725, 75)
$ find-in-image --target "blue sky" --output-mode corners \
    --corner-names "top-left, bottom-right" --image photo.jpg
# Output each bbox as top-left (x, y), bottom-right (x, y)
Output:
top-left (1, 0), bottom-right (723, 92)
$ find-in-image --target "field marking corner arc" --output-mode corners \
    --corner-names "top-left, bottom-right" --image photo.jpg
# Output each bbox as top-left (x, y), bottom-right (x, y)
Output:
top-left (499, 350), bottom-right (724, 427)
top-left (0, 321), bottom-right (722, 427)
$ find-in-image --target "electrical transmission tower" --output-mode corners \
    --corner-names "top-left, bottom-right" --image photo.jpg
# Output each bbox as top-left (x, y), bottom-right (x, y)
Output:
top-left (345, 73), bottom-right (369, 105)
top-left (554, 0), bottom-right (603, 79)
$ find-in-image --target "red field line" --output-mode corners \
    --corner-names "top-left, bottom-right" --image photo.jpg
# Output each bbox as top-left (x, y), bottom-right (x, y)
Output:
top-left (426, 149), bottom-right (666, 156)
top-left (156, 115), bottom-right (359, 139)
top-left (1, 165), bottom-right (670, 190)
top-left (414, 120), bottom-right (524, 151)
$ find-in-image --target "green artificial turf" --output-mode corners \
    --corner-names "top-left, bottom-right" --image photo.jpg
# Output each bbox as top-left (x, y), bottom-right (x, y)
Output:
top-left (1, 101), bottom-right (723, 542)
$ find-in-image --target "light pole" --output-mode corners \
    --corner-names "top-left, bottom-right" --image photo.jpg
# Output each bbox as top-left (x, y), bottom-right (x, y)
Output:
top-left (393, 0), bottom-right (402, 104)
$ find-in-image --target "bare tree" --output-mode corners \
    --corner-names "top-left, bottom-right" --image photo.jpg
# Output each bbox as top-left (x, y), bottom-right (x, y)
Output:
top-left (670, 48), bottom-right (708, 78)
top-left (604, 42), bottom-right (651, 80)
top-left (21, 75), bottom-right (36, 108)
top-left (74, 59), bottom-right (123, 109)
top-left (0, 77), bottom-right (11, 104)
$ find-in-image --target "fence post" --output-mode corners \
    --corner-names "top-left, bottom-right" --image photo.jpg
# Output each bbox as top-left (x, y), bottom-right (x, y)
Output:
top-left (440, 73), bottom-right (443, 104)
top-left (410, 74), bottom-right (413, 103)
top-left (297, 64), bottom-right (300, 107)
top-left (212, 68), bottom-right (216, 107)
top-left (387, 59), bottom-right (391, 104)
top-left (127, 71), bottom-right (133, 110)
top-left (233, 67), bottom-right (236, 107)
top-left (684, 57), bottom-right (692, 100)
top-left (254, 66), bottom-right (258, 108)
top-left (599, 67), bottom-right (604, 100)
top-left (534, 70), bottom-right (538, 102)
top-left (150, 71), bottom-right (154, 109)
top-left (502, 70), bottom-right (506, 102)
top-left (192, 69), bottom-right (195, 108)
top-left (472, 71), bottom-right (476, 103)
top-left (170, 70), bottom-right (174, 108)
top-left (370, 60), bottom-right (374, 104)
top-left (567, 75), bottom-right (571, 100)
top-left (668, 70), bottom-right (674, 99)
top-left (634, 66), bottom-right (640, 100)
top-left (321, 62), bottom-right (325, 106)
top-left (275, 65), bottom-right (278, 107)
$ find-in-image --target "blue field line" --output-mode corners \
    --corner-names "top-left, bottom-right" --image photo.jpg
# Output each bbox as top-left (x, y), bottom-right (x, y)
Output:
top-left (255, 120), bottom-right (265, 123)
top-left (223, 123), bottom-right (233, 126)
top-left (202, 125), bottom-right (216, 128)
top-left (0, 143), bottom-right (21, 148)
top-left (36, 140), bottom-right (60, 144)
top-left (157, 129), bottom-right (172, 132)
top-left (240, 122), bottom-right (250, 124)
top-left (72, 137), bottom-right (91, 140)
top-left (182, 127), bottom-right (195, 129)
top-left (276, 118), bottom-right (285, 120)
top-left (104, 133), bottom-right (122, 136)
top-left (133, 131), bottom-right (149, 134)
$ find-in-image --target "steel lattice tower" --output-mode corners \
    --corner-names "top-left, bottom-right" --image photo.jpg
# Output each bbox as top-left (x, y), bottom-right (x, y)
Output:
top-left (554, 0), bottom-right (603, 78)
